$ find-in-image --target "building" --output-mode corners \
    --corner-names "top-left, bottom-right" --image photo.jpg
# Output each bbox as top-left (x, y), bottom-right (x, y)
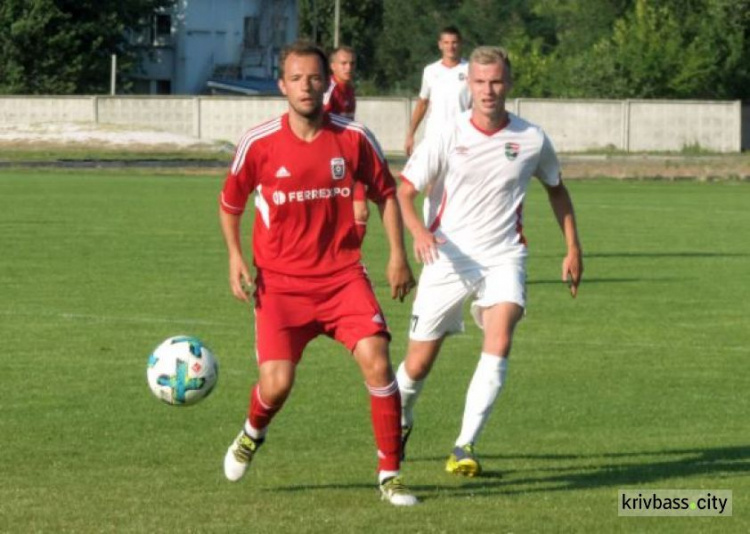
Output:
top-left (133, 0), bottom-right (298, 95)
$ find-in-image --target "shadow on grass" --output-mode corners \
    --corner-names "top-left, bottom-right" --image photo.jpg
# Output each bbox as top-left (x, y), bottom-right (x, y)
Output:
top-left (433, 445), bottom-right (750, 497)
top-left (265, 445), bottom-right (749, 499)
top-left (577, 252), bottom-right (748, 259)
top-left (528, 277), bottom-right (650, 285)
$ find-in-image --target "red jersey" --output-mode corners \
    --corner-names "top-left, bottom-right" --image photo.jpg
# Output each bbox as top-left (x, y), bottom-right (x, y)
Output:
top-left (323, 77), bottom-right (356, 118)
top-left (220, 113), bottom-right (394, 276)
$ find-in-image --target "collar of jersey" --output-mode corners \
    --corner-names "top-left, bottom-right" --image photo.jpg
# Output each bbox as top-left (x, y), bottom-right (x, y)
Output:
top-left (282, 113), bottom-right (329, 145)
top-left (470, 114), bottom-right (511, 137)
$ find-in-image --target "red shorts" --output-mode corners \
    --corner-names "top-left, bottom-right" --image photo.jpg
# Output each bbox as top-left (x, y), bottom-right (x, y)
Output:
top-left (253, 266), bottom-right (390, 364)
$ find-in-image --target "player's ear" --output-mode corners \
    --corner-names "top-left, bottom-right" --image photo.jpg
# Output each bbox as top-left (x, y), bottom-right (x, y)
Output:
top-left (278, 79), bottom-right (287, 96)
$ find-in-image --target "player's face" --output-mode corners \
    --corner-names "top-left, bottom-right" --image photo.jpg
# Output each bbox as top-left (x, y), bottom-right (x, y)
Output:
top-left (438, 33), bottom-right (461, 62)
top-left (468, 60), bottom-right (512, 118)
top-left (331, 51), bottom-right (356, 83)
top-left (278, 53), bottom-right (327, 119)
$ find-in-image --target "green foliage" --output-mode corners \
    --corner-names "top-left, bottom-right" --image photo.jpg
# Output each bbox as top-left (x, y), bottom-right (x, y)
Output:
top-left (298, 0), bottom-right (384, 84)
top-left (301, 0), bottom-right (750, 99)
top-left (0, 0), bottom-right (174, 94)
top-left (4, 0), bottom-right (750, 98)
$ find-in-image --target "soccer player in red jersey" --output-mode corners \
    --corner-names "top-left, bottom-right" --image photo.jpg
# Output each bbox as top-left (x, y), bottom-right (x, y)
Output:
top-left (219, 41), bottom-right (418, 506)
top-left (323, 46), bottom-right (370, 244)
top-left (323, 46), bottom-right (356, 119)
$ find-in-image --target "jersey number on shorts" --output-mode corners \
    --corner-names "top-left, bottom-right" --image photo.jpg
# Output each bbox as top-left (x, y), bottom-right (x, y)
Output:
top-left (410, 314), bottom-right (419, 332)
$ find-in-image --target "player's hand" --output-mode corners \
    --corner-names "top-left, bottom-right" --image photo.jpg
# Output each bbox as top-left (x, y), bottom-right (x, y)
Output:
top-left (413, 229), bottom-right (445, 265)
top-left (562, 246), bottom-right (583, 298)
top-left (404, 135), bottom-right (415, 157)
top-left (228, 254), bottom-right (253, 302)
top-left (387, 257), bottom-right (416, 302)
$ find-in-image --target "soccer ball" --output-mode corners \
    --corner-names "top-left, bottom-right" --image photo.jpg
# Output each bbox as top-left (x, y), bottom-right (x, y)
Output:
top-left (147, 336), bottom-right (218, 406)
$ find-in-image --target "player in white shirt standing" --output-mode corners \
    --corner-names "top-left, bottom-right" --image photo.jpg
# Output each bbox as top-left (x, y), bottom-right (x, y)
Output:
top-left (396, 46), bottom-right (583, 476)
top-left (404, 26), bottom-right (472, 156)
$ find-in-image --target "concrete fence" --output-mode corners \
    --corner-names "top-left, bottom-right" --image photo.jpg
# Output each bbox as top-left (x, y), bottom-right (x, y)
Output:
top-left (0, 95), bottom-right (744, 154)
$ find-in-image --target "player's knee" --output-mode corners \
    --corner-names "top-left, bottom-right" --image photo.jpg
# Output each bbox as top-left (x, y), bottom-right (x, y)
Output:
top-left (259, 368), bottom-right (295, 405)
top-left (365, 355), bottom-right (394, 384)
top-left (405, 358), bottom-right (433, 381)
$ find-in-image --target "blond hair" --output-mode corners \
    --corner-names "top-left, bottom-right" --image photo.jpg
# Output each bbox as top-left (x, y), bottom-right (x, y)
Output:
top-left (469, 46), bottom-right (512, 74)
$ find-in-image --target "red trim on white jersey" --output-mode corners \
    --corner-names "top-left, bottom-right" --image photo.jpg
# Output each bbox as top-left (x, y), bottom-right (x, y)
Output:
top-left (469, 115), bottom-right (510, 137)
top-left (230, 118), bottom-right (283, 175)
top-left (428, 190), bottom-right (448, 233)
top-left (399, 174), bottom-right (416, 187)
top-left (515, 203), bottom-right (527, 245)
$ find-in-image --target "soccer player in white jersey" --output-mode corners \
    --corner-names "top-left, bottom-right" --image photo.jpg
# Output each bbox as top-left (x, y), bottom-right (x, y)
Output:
top-left (404, 26), bottom-right (472, 156)
top-left (396, 46), bottom-right (583, 476)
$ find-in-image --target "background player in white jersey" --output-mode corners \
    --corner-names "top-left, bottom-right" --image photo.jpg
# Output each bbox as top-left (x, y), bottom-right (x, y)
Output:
top-left (396, 46), bottom-right (583, 476)
top-left (404, 26), bottom-right (472, 156)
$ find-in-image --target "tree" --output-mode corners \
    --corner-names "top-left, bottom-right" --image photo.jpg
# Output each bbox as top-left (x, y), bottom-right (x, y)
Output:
top-left (0, 0), bottom-right (174, 95)
top-left (298, 0), bottom-right (384, 91)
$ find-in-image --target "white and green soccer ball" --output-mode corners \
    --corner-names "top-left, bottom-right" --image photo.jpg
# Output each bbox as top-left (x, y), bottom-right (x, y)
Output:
top-left (147, 336), bottom-right (218, 406)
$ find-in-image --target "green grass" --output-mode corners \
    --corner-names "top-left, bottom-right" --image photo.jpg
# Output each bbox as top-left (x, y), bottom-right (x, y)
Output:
top-left (0, 169), bottom-right (748, 532)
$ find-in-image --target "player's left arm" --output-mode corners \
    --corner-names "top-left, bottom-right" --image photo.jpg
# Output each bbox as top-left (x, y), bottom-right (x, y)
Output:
top-left (543, 180), bottom-right (583, 298)
top-left (376, 195), bottom-right (416, 302)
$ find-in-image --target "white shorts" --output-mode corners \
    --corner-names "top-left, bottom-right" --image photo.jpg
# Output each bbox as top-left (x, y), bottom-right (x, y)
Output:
top-left (408, 260), bottom-right (526, 341)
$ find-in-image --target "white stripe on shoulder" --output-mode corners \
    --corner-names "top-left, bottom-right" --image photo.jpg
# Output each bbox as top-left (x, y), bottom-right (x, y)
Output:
top-left (323, 80), bottom-right (336, 105)
top-left (230, 118), bottom-right (283, 175)
top-left (330, 115), bottom-right (385, 162)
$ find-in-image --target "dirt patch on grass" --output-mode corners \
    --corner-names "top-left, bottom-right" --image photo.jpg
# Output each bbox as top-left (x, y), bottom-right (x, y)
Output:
top-left (560, 155), bottom-right (750, 180)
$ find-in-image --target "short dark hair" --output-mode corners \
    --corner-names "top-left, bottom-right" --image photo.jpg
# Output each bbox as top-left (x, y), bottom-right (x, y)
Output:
top-left (329, 45), bottom-right (356, 63)
top-left (279, 41), bottom-right (328, 80)
top-left (439, 25), bottom-right (462, 40)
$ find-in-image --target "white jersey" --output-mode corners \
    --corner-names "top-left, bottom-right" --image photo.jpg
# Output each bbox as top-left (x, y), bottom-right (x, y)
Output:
top-left (418, 59), bottom-right (472, 139)
top-left (401, 111), bottom-right (561, 270)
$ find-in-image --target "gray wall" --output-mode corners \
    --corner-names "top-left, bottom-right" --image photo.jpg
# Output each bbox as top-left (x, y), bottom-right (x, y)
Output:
top-left (0, 96), bottom-right (743, 154)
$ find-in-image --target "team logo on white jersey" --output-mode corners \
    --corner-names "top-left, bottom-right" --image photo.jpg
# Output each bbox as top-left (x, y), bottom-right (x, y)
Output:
top-left (505, 142), bottom-right (520, 161)
top-left (330, 157), bottom-right (346, 180)
top-left (458, 72), bottom-right (466, 81)
top-left (275, 166), bottom-right (291, 178)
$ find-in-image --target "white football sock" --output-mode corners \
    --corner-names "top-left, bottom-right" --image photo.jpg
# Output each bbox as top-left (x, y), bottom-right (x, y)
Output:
top-left (396, 362), bottom-right (424, 428)
top-left (244, 420), bottom-right (267, 441)
top-left (455, 353), bottom-right (508, 447)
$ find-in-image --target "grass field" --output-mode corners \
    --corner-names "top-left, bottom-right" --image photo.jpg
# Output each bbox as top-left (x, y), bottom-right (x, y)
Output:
top-left (1, 168), bottom-right (748, 533)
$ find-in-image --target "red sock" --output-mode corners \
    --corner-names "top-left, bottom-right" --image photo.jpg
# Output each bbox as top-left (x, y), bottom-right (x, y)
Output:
top-left (368, 381), bottom-right (402, 472)
top-left (247, 384), bottom-right (281, 433)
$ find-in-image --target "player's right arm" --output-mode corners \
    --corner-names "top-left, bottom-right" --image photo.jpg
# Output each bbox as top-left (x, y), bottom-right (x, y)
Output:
top-left (396, 178), bottom-right (441, 265)
top-left (219, 210), bottom-right (252, 302)
top-left (405, 67), bottom-right (432, 156)
top-left (220, 134), bottom-right (258, 302)
top-left (405, 98), bottom-right (429, 156)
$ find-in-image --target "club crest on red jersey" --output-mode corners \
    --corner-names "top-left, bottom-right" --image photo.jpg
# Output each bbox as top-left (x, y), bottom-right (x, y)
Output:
top-left (330, 157), bottom-right (346, 180)
top-left (505, 142), bottom-right (520, 161)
